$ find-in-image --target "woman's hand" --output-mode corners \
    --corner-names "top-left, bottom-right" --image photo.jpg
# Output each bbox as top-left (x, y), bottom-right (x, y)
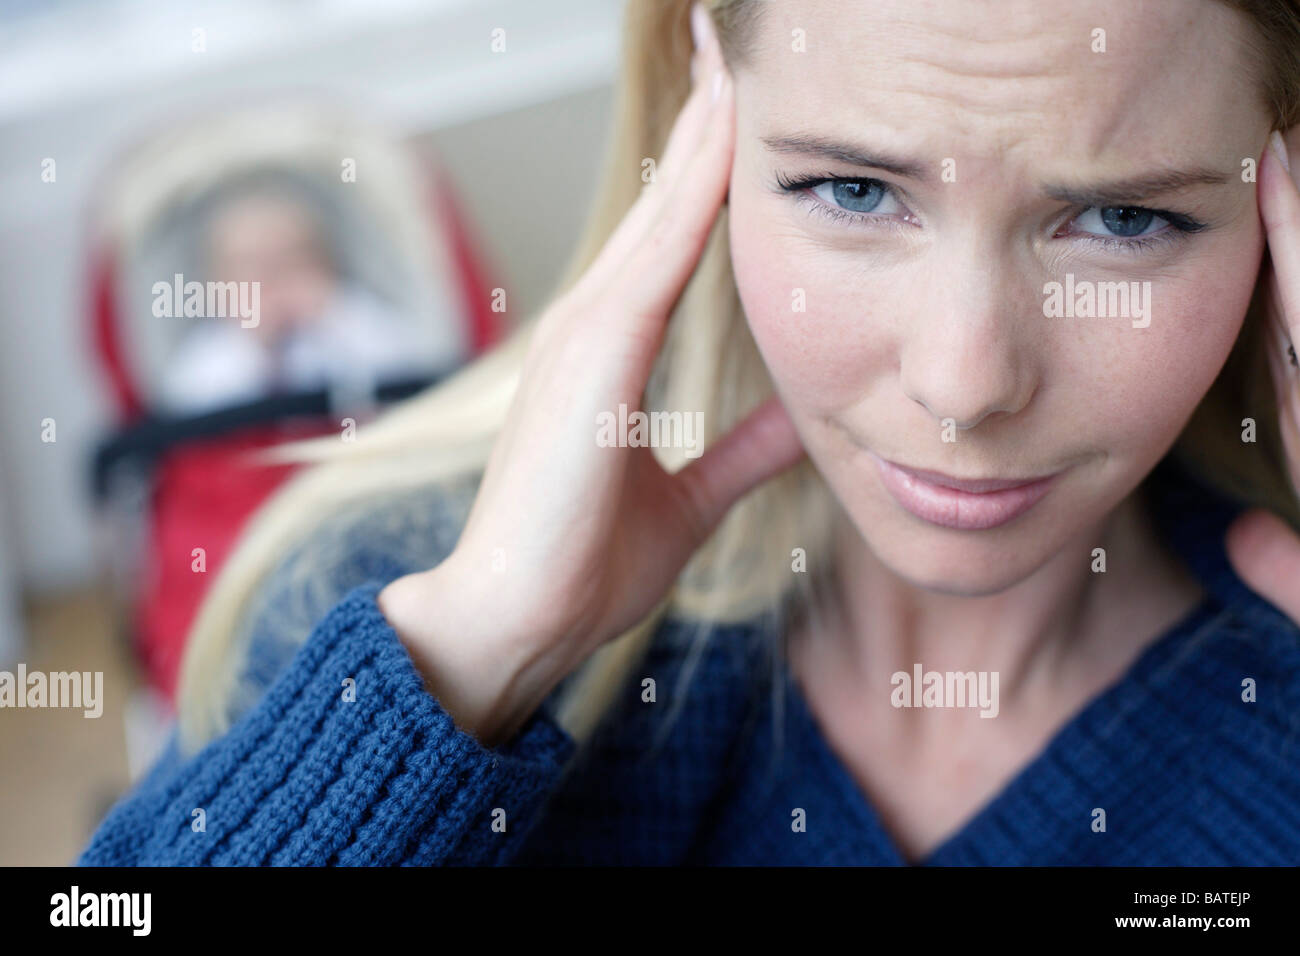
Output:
top-left (379, 5), bottom-right (806, 746)
top-left (1225, 128), bottom-right (1300, 625)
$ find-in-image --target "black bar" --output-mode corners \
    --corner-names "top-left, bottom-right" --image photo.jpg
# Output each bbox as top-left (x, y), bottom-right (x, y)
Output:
top-left (0, 865), bottom-right (1289, 942)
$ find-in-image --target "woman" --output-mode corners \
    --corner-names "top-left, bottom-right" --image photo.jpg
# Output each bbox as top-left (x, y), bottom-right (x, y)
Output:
top-left (82, 0), bottom-right (1300, 865)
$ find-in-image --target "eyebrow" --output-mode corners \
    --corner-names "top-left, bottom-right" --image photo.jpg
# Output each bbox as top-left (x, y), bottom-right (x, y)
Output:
top-left (1041, 168), bottom-right (1233, 205)
top-left (760, 133), bottom-right (925, 179)
top-left (761, 132), bottom-right (1233, 203)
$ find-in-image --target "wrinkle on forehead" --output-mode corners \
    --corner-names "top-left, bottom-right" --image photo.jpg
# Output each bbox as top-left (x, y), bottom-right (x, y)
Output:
top-left (741, 0), bottom-right (1264, 168)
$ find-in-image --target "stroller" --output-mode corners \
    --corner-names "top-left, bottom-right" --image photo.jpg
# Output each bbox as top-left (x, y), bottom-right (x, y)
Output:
top-left (89, 103), bottom-right (504, 729)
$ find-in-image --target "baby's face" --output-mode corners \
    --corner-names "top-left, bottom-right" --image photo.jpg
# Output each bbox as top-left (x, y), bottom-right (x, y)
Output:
top-left (724, 0), bottom-right (1272, 595)
top-left (207, 193), bottom-right (336, 339)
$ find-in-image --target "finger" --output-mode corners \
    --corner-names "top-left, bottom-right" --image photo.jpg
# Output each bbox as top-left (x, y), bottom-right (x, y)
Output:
top-left (567, 73), bottom-right (727, 309)
top-left (658, 3), bottom-right (726, 182)
top-left (1225, 508), bottom-right (1300, 623)
top-left (619, 68), bottom-right (735, 326)
top-left (1262, 300), bottom-right (1300, 479)
top-left (657, 79), bottom-right (718, 184)
top-left (573, 12), bottom-right (727, 296)
top-left (1259, 132), bottom-right (1300, 345)
top-left (1259, 136), bottom-right (1300, 483)
top-left (672, 394), bottom-right (807, 540)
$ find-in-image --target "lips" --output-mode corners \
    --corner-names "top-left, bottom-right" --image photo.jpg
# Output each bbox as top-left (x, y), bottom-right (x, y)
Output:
top-left (869, 452), bottom-right (1060, 531)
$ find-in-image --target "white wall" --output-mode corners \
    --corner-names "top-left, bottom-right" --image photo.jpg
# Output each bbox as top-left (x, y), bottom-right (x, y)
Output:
top-left (0, 462), bottom-right (23, 666)
top-left (0, 0), bottom-right (623, 594)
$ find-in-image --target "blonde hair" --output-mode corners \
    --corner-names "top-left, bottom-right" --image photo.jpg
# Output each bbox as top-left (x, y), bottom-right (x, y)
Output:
top-left (176, 0), bottom-right (1300, 754)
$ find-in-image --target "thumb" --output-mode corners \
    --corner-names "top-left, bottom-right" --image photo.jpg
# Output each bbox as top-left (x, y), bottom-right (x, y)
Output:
top-left (1225, 508), bottom-right (1300, 624)
top-left (673, 394), bottom-right (807, 537)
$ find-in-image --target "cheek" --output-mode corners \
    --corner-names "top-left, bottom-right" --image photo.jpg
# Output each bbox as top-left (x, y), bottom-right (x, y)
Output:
top-left (1075, 235), bottom-right (1263, 456)
top-left (727, 193), bottom-right (894, 413)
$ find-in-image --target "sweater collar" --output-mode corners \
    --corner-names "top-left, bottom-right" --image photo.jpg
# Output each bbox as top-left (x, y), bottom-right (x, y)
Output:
top-left (719, 453), bottom-right (1289, 865)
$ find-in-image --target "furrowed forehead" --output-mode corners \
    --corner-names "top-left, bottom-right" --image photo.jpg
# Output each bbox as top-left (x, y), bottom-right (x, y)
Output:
top-left (737, 0), bottom-right (1263, 169)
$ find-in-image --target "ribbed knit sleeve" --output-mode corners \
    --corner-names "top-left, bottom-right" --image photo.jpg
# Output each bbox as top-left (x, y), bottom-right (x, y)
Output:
top-left (78, 581), bottom-right (576, 866)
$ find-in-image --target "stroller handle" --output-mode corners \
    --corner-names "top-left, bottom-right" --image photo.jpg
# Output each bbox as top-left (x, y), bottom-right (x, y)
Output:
top-left (90, 371), bottom-right (447, 503)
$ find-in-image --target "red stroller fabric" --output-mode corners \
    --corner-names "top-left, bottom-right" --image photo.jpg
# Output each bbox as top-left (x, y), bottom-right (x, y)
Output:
top-left (134, 427), bottom-right (312, 700)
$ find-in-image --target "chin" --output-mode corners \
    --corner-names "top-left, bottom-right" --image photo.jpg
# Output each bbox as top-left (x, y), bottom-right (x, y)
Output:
top-left (870, 541), bottom-right (1054, 597)
top-left (835, 490), bottom-right (1083, 597)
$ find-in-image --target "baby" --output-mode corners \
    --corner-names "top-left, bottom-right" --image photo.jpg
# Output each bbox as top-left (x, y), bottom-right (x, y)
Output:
top-left (158, 181), bottom-right (438, 414)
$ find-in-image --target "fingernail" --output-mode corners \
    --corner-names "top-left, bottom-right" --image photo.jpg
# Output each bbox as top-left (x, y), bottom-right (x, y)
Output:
top-left (1271, 129), bottom-right (1290, 173)
top-left (712, 68), bottom-right (724, 103)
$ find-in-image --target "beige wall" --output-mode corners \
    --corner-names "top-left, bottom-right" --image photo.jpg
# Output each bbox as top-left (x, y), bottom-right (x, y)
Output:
top-left (419, 85), bottom-right (615, 327)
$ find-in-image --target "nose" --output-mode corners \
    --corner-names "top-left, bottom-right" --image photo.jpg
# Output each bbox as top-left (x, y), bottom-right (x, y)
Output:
top-left (898, 253), bottom-right (1038, 431)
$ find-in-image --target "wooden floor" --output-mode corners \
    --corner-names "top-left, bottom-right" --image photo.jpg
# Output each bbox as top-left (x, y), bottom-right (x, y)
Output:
top-left (0, 587), bottom-right (137, 866)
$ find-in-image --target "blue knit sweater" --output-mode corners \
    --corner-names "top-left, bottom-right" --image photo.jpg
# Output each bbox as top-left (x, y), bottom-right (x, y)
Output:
top-left (79, 458), bottom-right (1300, 865)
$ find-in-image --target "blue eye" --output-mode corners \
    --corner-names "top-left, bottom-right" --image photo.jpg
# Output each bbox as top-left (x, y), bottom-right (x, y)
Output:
top-left (813, 179), bottom-right (889, 213)
top-left (1074, 206), bottom-right (1167, 238)
top-left (1102, 207), bottom-right (1155, 236)
top-left (1061, 204), bottom-right (1208, 253)
top-left (809, 178), bottom-right (907, 217)
top-left (774, 172), bottom-right (914, 226)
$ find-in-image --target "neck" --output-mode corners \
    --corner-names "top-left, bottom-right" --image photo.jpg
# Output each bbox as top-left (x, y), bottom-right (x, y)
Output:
top-left (812, 487), bottom-right (1204, 710)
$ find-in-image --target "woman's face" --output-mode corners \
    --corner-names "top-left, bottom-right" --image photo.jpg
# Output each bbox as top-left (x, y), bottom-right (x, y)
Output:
top-left (727, 0), bottom-right (1272, 594)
